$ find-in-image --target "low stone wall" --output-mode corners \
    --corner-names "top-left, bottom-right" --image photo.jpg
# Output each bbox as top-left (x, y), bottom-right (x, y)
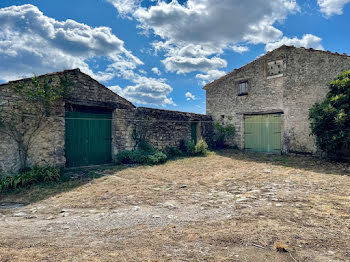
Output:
top-left (112, 107), bottom-right (214, 156)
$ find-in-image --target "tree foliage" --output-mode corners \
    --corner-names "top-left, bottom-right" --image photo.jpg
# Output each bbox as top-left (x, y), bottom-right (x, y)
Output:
top-left (0, 75), bottom-right (69, 171)
top-left (214, 122), bottom-right (236, 148)
top-left (309, 70), bottom-right (350, 160)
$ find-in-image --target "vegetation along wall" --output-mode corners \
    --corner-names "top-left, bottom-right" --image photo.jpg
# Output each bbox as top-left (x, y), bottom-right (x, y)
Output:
top-left (113, 107), bottom-right (214, 155)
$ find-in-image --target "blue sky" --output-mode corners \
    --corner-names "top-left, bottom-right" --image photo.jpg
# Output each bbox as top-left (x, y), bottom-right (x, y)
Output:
top-left (0, 0), bottom-right (350, 113)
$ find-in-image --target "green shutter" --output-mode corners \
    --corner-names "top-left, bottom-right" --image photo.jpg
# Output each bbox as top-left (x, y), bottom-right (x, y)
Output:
top-left (244, 114), bottom-right (281, 154)
top-left (65, 111), bottom-right (112, 167)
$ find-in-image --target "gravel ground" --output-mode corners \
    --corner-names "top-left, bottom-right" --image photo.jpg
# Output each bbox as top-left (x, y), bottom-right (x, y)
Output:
top-left (0, 150), bottom-right (349, 261)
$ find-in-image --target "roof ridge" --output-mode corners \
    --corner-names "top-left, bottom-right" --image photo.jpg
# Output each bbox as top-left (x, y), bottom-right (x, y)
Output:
top-left (0, 68), bottom-right (136, 108)
top-left (203, 45), bottom-right (350, 90)
top-left (0, 68), bottom-right (80, 87)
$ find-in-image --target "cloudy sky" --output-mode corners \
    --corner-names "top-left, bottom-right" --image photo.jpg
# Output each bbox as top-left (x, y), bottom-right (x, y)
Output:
top-left (0, 0), bottom-right (349, 113)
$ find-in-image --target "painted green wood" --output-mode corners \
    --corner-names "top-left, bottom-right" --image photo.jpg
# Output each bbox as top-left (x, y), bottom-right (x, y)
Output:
top-left (244, 114), bottom-right (281, 154)
top-left (65, 111), bottom-right (112, 167)
top-left (191, 123), bottom-right (197, 144)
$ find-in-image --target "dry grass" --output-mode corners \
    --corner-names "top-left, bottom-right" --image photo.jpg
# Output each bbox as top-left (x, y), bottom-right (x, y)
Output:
top-left (0, 150), bottom-right (349, 261)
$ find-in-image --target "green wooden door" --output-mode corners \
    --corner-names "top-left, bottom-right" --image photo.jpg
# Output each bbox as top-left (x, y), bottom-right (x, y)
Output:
top-left (191, 123), bottom-right (197, 144)
top-left (65, 111), bottom-right (112, 167)
top-left (244, 114), bottom-right (281, 154)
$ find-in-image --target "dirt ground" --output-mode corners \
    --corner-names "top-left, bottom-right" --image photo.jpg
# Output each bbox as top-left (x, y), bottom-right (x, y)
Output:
top-left (1, 150), bottom-right (350, 262)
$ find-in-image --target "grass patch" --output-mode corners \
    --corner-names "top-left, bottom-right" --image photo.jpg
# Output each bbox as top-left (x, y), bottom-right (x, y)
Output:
top-left (0, 165), bottom-right (127, 204)
top-left (0, 177), bottom-right (83, 204)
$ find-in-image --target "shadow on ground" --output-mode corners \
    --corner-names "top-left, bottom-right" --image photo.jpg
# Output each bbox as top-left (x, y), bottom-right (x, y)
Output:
top-left (215, 149), bottom-right (350, 176)
top-left (0, 164), bottom-right (130, 205)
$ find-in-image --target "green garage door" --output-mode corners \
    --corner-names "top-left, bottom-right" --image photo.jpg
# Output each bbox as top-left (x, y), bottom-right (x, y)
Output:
top-left (244, 114), bottom-right (281, 154)
top-left (65, 110), bottom-right (112, 167)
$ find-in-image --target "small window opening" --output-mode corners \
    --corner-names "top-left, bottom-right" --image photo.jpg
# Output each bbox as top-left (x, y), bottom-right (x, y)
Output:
top-left (238, 81), bottom-right (249, 96)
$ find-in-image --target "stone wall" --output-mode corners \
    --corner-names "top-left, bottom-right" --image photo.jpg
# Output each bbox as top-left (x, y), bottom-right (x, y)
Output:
top-left (282, 47), bottom-right (350, 153)
top-left (0, 69), bottom-right (214, 173)
top-left (63, 69), bottom-right (135, 110)
top-left (0, 69), bottom-right (135, 174)
top-left (112, 107), bottom-right (214, 156)
top-left (205, 45), bottom-right (350, 154)
top-left (0, 83), bottom-right (65, 174)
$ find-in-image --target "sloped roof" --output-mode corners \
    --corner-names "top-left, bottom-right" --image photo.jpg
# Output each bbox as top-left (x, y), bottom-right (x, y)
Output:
top-left (203, 45), bottom-right (350, 90)
top-left (0, 68), bottom-right (135, 108)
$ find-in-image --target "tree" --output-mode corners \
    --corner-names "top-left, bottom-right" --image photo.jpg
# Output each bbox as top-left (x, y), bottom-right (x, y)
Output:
top-left (0, 75), bottom-right (69, 172)
top-left (309, 70), bottom-right (350, 160)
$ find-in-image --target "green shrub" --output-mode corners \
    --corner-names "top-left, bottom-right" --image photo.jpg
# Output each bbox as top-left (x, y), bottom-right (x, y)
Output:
top-left (179, 139), bottom-right (187, 153)
top-left (0, 166), bottom-right (61, 192)
top-left (146, 151), bottom-right (168, 165)
top-left (115, 143), bottom-right (168, 166)
top-left (165, 146), bottom-right (183, 158)
top-left (309, 70), bottom-right (350, 160)
top-left (214, 122), bottom-right (236, 149)
top-left (194, 139), bottom-right (208, 156)
top-left (115, 150), bottom-right (137, 164)
top-left (185, 140), bottom-right (196, 155)
top-left (137, 139), bottom-right (154, 153)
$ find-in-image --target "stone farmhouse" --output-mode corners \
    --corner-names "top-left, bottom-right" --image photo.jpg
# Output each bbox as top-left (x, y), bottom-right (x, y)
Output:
top-left (1, 45), bottom-right (349, 173)
top-left (0, 69), bottom-right (213, 173)
top-left (204, 45), bottom-right (350, 155)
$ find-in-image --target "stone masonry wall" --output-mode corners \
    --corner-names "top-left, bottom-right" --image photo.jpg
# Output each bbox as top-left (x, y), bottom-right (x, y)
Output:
top-left (282, 47), bottom-right (350, 153)
top-left (0, 69), bottom-right (213, 173)
top-left (112, 107), bottom-right (214, 156)
top-left (0, 83), bottom-right (65, 174)
top-left (205, 46), bottom-right (350, 154)
top-left (206, 47), bottom-right (286, 150)
top-left (0, 69), bottom-right (135, 174)
top-left (63, 69), bottom-right (135, 110)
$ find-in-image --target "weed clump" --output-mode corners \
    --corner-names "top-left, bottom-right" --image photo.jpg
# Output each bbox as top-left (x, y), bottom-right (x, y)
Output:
top-left (0, 166), bottom-right (61, 192)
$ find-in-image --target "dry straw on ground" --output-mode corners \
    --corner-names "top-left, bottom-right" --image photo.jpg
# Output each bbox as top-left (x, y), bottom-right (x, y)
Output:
top-left (1, 150), bottom-right (349, 261)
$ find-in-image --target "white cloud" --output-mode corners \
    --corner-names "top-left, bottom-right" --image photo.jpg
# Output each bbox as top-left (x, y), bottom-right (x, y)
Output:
top-left (231, 45), bottom-right (249, 54)
top-left (163, 56), bottom-right (227, 74)
top-left (139, 69), bottom-right (147, 74)
top-left (159, 43), bottom-right (226, 73)
top-left (0, 4), bottom-right (141, 82)
top-left (265, 34), bottom-right (324, 51)
top-left (195, 69), bottom-right (226, 85)
top-left (112, 75), bottom-right (175, 106)
top-left (0, 4), bottom-right (174, 106)
top-left (134, 1), bottom-right (298, 46)
top-left (185, 92), bottom-right (195, 101)
top-left (318, 0), bottom-right (350, 16)
top-left (106, 0), bottom-right (142, 18)
top-left (108, 84), bottom-right (123, 94)
top-left (111, 0), bottom-right (299, 75)
top-left (151, 67), bottom-right (161, 75)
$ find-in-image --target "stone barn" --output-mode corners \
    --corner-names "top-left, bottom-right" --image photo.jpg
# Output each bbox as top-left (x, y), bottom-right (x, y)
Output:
top-left (204, 45), bottom-right (350, 155)
top-left (0, 69), bottom-right (213, 173)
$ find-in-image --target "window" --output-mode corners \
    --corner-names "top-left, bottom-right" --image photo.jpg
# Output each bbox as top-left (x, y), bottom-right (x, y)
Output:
top-left (238, 81), bottom-right (249, 96)
top-left (267, 59), bottom-right (284, 79)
